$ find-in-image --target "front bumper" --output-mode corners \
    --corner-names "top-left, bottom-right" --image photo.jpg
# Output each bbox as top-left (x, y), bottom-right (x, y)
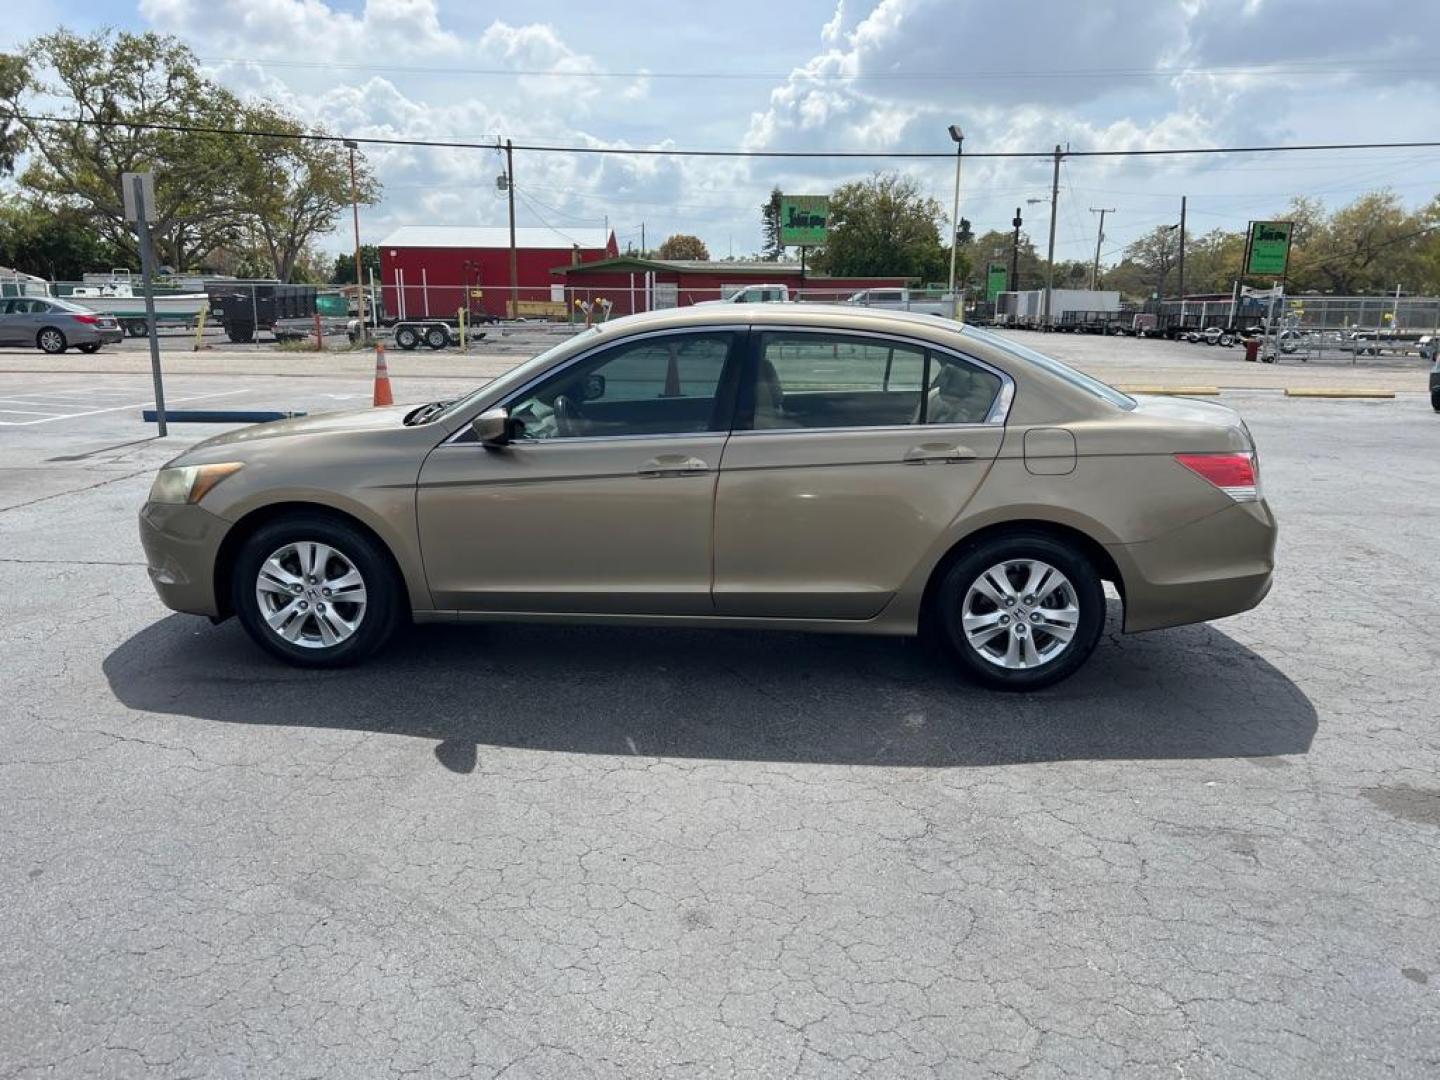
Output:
top-left (1108, 499), bottom-right (1277, 633)
top-left (138, 501), bottom-right (230, 616)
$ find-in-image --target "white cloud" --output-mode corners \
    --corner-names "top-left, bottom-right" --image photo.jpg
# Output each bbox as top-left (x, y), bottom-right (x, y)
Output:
top-left (122, 0), bottom-right (1440, 262)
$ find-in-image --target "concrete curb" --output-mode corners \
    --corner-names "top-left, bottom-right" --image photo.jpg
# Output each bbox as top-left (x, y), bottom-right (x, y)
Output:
top-left (1283, 388), bottom-right (1397, 399)
top-left (1117, 385), bottom-right (1220, 396)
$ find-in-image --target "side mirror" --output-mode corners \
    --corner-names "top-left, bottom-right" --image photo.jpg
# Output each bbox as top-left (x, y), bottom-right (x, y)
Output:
top-left (471, 407), bottom-right (515, 446)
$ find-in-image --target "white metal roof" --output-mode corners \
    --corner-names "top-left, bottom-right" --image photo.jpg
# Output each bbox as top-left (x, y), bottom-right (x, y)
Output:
top-left (379, 225), bottom-right (613, 251)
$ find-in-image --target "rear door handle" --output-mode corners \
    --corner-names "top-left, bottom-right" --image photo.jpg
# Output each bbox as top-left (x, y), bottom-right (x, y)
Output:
top-left (637, 454), bottom-right (710, 477)
top-left (903, 443), bottom-right (976, 465)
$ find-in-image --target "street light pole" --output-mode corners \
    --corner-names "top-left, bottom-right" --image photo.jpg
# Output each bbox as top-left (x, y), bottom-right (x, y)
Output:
top-left (343, 139), bottom-right (367, 341)
top-left (946, 124), bottom-right (964, 317)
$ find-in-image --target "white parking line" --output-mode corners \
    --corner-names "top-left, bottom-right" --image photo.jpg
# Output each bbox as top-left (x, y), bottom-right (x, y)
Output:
top-left (0, 389), bottom-right (253, 426)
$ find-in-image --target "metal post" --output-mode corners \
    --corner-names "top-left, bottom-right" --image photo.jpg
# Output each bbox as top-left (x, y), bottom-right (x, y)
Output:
top-left (1010, 207), bottom-right (1022, 295)
top-left (1043, 145), bottom-right (1062, 327)
top-left (946, 125), bottom-right (964, 314)
top-left (1088, 207), bottom-right (1114, 290)
top-left (1177, 195), bottom-right (1187, 303)
top-left (505, 138), bottom-right (518, 320)
top-left (132, 175), bottom-right (167, 436)
top-left (344, 140), bottom-right (367, 341)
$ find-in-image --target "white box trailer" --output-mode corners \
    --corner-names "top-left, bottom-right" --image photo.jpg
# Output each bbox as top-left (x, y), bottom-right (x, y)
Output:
top-left (997, 289), bottom-right (1119, 326)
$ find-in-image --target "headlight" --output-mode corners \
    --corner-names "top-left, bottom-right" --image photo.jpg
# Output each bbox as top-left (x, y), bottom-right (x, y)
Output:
top-left (148, 462), bottom-right (244, 504)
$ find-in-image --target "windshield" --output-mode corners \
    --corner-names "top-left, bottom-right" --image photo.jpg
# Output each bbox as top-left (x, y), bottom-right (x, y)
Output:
top-left (428, 328), bottom-right (601, 423)
top-left (960, 324), bottom-right (1136, 410)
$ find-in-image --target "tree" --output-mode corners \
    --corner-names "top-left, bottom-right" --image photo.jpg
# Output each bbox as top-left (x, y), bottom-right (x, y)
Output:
top-left (234, 103), bottom-right (380, 282)
top-left (1180, 228), bottom-right (1247, 295)
top-left (331, 244), bottom-right (381, 285)
top-left (811, 171), bottom-right (946, 281)
top-left (760, 186), bottom-right (783, 261)
top-left (0, 199), bottom-right (123, 280)
top-left (0, 52), bottom-right (27, 175)
top-left (657, 233), bottom-right (709, 260)
top-left (966, 228), bottom-right (1040, 292)
top-left (1118, 225), bottom-right (1182, 298)
top-left (2, 30), bottom-right (253, 269)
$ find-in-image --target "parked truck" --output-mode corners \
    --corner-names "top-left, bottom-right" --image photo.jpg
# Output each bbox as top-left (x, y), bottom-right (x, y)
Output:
top-left (844, 288), bottom-right (959, 317)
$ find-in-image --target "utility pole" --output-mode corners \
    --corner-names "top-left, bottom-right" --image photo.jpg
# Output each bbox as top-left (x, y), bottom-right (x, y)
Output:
top-left (1177, 195), bottom-right (1187, 302)
top-left (1010, 207), bottom-right (1022, 293)
top-left (1042, 144), bottom-right (1063, 326)
top-left (504, 138), bottom-right (518, 319)
top-left (640, 222), bottom-right (646, 257)
top-left (1088, 207), bottom-right (1115, 290)
top-left (343, 140), bottom-right (367, 340)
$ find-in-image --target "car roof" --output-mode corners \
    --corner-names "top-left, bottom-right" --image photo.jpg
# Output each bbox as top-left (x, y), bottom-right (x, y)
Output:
top-left (589, 302), bottom-right (963, 339)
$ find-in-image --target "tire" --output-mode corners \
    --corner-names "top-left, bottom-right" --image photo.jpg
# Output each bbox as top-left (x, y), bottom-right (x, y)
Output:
top-left (424, 325), bottom-right (448, 350)
top-left (1432, 390), bottom-right (1440, 413)
top-left (78, 343), bottom-right (102, 354)
top-left (227, 326), bottom-right (254, 344)
top-left (1219, 333), bottom-right (1235, 348)
top-left (395, 326), bottom-right (419, 350)
top-left (37, 328), bottom-right (67, 354)
top-left (932, 531), bottom-right (1105, 691)
top-left (231, 514), bottom-right (404, 668)
top-left (125, 320), bottom-right (148, 338)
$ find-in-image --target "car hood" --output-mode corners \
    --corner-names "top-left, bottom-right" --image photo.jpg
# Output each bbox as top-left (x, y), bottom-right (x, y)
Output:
top-left (178, 405), bottom-right (414, 456)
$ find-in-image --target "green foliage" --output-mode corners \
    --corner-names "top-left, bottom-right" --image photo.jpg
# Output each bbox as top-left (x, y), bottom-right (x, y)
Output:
top-left (0, 199), bottom-right (123, 279)
top-left (331, 244), bottom-right (381, 285)
top-left (760, 187), bottom-right (783, 261)
top-left (811, 172), bottom-right (947, 281)
top-left (0, 52), bottom-right (28, 174)
top-left (965, 228), bottom-right (1041, 291)
top-left (657, 233), bottom-right (709, 260)
top-left (0, 29), bottom-right (379, 281)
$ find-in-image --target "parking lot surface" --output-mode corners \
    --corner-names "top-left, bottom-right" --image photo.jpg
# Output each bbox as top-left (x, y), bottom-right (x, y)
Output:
top-left (2, 358), bottom-right (1438, 1078)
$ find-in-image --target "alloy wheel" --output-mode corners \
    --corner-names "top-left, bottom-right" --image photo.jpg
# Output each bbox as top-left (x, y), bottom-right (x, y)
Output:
top-left (254, 541), bottom-right (368, 649)
top-left (961, 559), bottom-right (1080, 669)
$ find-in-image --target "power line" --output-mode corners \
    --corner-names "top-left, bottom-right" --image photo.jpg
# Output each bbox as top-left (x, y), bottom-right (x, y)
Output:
top-left (195, 54), bottom-right (1431, 83)
top-left (15, 113), bottom-right (1440, 160)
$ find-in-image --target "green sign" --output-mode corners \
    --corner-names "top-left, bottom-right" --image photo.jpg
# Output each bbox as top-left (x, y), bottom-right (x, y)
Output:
top-left (985, 265), bottom-right (1008, 303)
top-left (1245, 220), bottom-right (1293, 276)
top-left (779, 195), bottom-right (829, 247)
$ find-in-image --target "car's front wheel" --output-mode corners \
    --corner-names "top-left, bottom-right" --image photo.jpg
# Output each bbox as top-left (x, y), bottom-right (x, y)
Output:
top-left (935, 532), bottom-right (1105, 691)
top-left (37, 328), bottom-right (67, 354)
top-left (232, 515), bottom-right (403, 667)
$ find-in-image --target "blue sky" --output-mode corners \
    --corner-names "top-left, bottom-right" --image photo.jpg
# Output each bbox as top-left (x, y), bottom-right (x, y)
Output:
top-left (6, 0), bottom-right (1440, 264)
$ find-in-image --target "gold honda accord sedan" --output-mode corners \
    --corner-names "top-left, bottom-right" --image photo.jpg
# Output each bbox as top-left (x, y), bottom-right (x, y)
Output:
top-left (139, 305), bottom-right (1276, 689)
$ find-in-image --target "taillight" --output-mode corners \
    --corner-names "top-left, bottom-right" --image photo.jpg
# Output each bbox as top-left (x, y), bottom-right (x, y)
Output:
top-left (71, 313), bottom-right (99, 324)
top-left (1175, 452), bottom-right (1259, 502)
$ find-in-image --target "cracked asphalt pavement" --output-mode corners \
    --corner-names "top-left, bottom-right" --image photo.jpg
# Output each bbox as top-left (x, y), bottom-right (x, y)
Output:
top-left (1, 371), bottom-right (1438, 1078)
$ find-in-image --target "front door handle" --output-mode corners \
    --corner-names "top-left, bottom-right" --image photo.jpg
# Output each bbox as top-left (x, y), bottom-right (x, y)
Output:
top-left (903, 443), bottom-right (976, 465)
top-left (637, 454), bottom-right (710, 477)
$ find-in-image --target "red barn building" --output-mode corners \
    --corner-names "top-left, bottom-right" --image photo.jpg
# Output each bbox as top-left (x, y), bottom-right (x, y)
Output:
top-left (380, 225), bottom-right (617, 320)
top-left (552, 257), bottom-right (916, 316)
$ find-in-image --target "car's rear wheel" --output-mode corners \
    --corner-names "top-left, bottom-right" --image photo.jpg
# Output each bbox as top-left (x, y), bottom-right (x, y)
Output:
top-left (1432, 390), bottom-right (1440, 412)
top-left (232, 515), bottom-right (403, 667)
top-left (934, 533), bottom-right (1105, 691)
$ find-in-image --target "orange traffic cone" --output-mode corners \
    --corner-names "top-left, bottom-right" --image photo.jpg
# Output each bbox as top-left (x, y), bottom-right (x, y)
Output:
top-left (372, 341), bottom-right (394, 407)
